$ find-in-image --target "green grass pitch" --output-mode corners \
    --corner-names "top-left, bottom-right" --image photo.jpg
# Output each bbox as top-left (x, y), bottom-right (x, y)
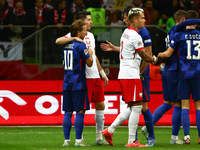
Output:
top-left (0, 126), bottom-right (199, 150)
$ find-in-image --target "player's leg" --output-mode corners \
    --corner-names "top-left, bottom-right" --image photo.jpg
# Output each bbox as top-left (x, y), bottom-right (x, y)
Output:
top-left (171, 101), bottom-right (183, 144)
top-left (194, 100), bottom-right (200, 144)
top-left (178, 79), bottom-right (191, 144)
top-left (73, 91), bottom-right (90, 146)
top-left (90, 78), bottom-right (108, 145)
top-left (192, 78), bottom-right (200, 144)
top-left (152, 72), bottom-right (173, 124)
top-left (102, 106), bottom-right (131, 146)
top-left (142, 102), bottom-right (156, 146)
top-left (62, 91), bottom-right (73, 146)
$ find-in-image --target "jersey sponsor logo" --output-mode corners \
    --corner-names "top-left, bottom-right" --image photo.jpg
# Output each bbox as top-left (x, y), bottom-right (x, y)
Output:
top-left (85, 37), bottom-right (91, 45)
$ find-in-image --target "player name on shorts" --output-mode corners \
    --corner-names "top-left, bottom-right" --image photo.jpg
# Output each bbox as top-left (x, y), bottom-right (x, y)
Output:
top-left (185, 34), bottom-right (200, 40)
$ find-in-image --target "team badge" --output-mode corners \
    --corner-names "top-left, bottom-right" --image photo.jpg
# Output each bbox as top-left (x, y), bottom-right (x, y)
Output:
top-left (85, 37), bottom-right (91, 45)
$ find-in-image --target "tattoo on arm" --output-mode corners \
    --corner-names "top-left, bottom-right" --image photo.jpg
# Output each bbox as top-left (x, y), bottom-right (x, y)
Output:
top-left (138, 50), bottom-right (153, 62)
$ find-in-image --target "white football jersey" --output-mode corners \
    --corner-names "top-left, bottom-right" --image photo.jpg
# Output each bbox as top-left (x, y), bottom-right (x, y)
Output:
top-left (118, 27), bottom-right (144, 79)
top-left (65, 31), bottom-right (100, 78)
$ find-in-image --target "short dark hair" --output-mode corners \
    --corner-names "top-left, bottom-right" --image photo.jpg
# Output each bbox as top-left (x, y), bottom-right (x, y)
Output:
top-left (174, 10), bottom-right (187, 24)
top-left (186, 10), bottom-right (199, 20)
top-left (123, 6), bottom-right (133, 15)
top-left (70, 19), bottom-right (86, 37)
top-left (75, 11), bottom-right (91, 20)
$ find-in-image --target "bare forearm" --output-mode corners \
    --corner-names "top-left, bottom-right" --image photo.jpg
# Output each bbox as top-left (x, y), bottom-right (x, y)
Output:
top-left (55, 37), bottom-right (76, 45)
top-left (138, 50), bottom-right (154, 62)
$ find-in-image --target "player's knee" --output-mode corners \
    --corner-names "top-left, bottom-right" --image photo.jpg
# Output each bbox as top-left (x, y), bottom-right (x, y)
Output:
top-left (95, 102), bottom-right (105, 110)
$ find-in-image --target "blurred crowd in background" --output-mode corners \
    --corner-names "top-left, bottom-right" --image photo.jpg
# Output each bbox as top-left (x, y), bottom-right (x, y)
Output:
top-left (0, 0), bottom-right (200, 43)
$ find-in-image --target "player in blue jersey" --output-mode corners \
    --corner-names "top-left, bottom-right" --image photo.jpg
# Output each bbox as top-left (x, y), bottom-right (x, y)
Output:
top-left (157, 10), bottom-right (200, 145)
top-left (57, 19), bottom-right (93, 146)
top-left (101, 6), bottom-right (156, 147)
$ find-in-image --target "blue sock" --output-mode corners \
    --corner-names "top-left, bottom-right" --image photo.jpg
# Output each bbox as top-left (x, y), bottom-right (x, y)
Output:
top-left (63, 112), bottom-right (72, 140)
top-left (172, 106), bottom-right (181, 136)
top-left (181, 109), bottom-right (190, 136)
top-left (153, 102), bottom-right (173, 124)
top-left (196, 110), bottom-right (200, 137)
top-left (74, 113), bottom-right (85, 139)
top-left (143, 109), bottom-right (155, 139)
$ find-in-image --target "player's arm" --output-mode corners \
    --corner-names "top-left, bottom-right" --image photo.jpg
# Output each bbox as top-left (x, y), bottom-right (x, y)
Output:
top-left (55, 36), bottom-right (84, 45)
top-left (140, 45), bottom-right (152, 75)
top-left (100, 40), bottom-right (120, 52)
top-left (85, 48), bottom-right (93, 67)
top-left (176, 19), bottom-right (200, 32)
top-left (157, 46), bottom-right (174, 59)
top-left (138, 49), bottom-right (156, 64)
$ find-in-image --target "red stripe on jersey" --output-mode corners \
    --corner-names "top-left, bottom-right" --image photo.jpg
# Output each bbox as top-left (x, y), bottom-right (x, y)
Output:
top-left (128, 26), bottom-right (138, 33)
top-left (135, 47), bottom-right (144, 52)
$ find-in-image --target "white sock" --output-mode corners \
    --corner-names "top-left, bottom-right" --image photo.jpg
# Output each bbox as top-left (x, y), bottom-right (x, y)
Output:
top-left (75, 139), bottom-right (82, 143)
top-left (184, 135), bottom-right (190, 140)
top-left (64, 139), bottom-right (70, 142)
top-left (171, 135), bottom-right (178, 140)
top-left (95, 110), bottom-right (104, 140)
top-left (108, 108), bottom-right (131, 134)
top-left (128, 105), bottom-right (142, 144)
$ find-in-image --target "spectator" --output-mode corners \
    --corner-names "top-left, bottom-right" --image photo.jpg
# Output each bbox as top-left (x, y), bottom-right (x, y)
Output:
top-left (158, 13), bottom-right (175, 32)
top-left (162, 0), bottom-right (181, 19)
top-left (24, 0), bottom-right (48, 32)
top-left (44, 0), bottom-right (54, 11)
top-left (48, 0), bottom-right (73, 25)
top-left (6, 0), bottom-right (17, 8)
top-left (132, 0), bottom-right (152, 25)
top-left (71, 0), bottom-right (85, 18)
top-left (7, 1), bottom-right (26, 42)
top-left (145, 0), bottom-right (161, 25)
top-left (106, 10), bottom-right (123, 26)
top-left (0, 0), bottom-right (13, 41)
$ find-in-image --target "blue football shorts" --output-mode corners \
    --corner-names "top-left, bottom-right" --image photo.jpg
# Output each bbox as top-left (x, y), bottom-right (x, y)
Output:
top-left (62, 90), bottom-right (90, 112)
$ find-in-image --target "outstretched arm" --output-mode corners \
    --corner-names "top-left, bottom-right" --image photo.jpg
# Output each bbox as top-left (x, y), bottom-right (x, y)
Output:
top-left (157, 46), bottom-right (174, 59)
top-left (100, 40), bottom-right (120, 52)
top-left (138, 49), bottom-right (156, 63)
top-left (55, 36), bottom-right (84, 45)
top-left (176, 19), bottom-right (200, 32)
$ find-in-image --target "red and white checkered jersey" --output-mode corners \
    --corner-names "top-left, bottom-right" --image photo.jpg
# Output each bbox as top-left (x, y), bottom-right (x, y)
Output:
top-left (65, 31), bottom-right (100, 78)
top-left (118, 27), bottom-right (144, 79)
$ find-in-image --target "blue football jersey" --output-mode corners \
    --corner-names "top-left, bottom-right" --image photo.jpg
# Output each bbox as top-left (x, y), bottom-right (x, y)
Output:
top-left (62, 41), bottom-right (90, 90)
top-left (138, 27), bottom-right (152, 78)
top-left (170, 29), bottom-right (200, 79)
top-left (163, 25), bottom-right (179, 72)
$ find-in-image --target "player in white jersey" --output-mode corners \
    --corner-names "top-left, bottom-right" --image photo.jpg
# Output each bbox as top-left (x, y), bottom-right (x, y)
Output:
top-left (56, 11), bottom-right (109, 145)
top-left (118, 8), bottom-right (156, 147)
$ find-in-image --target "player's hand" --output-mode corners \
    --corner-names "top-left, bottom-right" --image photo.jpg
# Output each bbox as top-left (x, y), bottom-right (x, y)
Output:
top-left (100, 40), bottom-right (114, 51)
top-left (102, 76), bottom-right (109, 86)
top-left (74, 37), bottom-right (85, 44)
top-left (152, 55), bottom-right (158, 65)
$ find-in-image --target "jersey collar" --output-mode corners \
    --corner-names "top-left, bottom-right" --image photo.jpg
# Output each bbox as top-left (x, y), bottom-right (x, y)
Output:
top-left (128, 26), bottom-right (138, 33)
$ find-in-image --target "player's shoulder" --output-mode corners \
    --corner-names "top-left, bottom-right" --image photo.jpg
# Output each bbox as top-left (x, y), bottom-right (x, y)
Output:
top-left (86, 31), bottom-right (94, 38)
top-left (138, 27), bottom-right (150, 37)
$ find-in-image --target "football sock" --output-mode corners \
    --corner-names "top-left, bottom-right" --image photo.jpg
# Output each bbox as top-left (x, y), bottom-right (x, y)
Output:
top-left (108, 107), bottom-right (131, 134)
top-left (181, 109), bottom-right (190, 136)
top-left (153, 102), bottom-right (173, 124)
top-left (171, 135), bottom-right (178, 141)
top-left (135, 129), bottom-right (138, 140)
top-left (128, 105), bottom-right (142, 144)
top-left (95, 110), bottom-right (104, 140)
top-left (143, 108), bottom-right (155, 139)
top-left (63, 112), bottom-right (72, 140)
top-left (196, 110), bottom-right (200, 137)
top-left (172, 106), bottom-right (181, 136)
top-left (74, 113), bottom-right (84, 139)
